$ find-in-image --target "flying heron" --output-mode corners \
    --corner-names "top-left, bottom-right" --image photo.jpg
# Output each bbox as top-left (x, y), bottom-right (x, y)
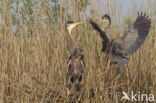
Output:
top-left (65, 20), bottom-right (85, 95)
top-left (90, 12), bottom-right (151, 77)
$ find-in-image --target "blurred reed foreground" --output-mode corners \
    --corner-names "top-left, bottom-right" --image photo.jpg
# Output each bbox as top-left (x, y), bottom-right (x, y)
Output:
top-left (0, 0), bottom-right (156, 103)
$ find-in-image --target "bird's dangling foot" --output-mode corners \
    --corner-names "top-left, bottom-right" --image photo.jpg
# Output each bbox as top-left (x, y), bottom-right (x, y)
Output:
top-left (104, 68), bottom-right (111, 79)
top-left (104, 58), bottom-right (111, 79)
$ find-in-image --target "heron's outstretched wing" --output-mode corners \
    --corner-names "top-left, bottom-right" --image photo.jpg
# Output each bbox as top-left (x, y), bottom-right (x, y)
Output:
top-left (117, 12), bottom-right (151, 56)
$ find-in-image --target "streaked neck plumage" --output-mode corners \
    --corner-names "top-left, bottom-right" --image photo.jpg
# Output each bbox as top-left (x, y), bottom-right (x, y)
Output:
top-left (67, 29), bottom-right (78, 48)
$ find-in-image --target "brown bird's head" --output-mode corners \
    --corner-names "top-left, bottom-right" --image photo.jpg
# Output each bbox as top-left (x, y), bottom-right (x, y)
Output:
top-left (65, 20), bottom-right (83, 47)
top-left (65, 20), bottom-right (83, 36)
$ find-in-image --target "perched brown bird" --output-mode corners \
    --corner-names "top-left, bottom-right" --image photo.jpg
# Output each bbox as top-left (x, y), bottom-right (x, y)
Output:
top-left (65, 20), bottom-right (85, 95)
top-left (90, 12), bottom-right (151, 77)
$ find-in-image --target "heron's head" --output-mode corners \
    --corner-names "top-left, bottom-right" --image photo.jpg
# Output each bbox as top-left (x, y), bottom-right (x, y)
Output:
top-left (65, 20), bottom-right (83, 35)
top-left (97, 14), bottom-right (111, 28)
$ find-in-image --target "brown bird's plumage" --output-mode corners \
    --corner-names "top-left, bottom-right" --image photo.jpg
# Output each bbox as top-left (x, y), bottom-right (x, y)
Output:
top-left (90, 12), bottom-right (151, 67)
top-left (65, 20), bottom-right (85, 95)
top-left (66, 48), bottom-right (85, 92)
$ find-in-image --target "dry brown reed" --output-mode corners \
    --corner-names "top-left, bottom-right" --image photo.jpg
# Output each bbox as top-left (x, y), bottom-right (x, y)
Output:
top-left (0, 0), bottom-right (156, 102)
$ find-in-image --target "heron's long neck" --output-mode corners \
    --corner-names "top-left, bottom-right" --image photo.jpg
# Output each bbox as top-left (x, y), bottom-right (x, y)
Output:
top-left (67, 31), bottom-right (78, 48)
top-left (103, 22), bottom-right (110, 41)
top-left (104, 22), bottom-right (110, 32)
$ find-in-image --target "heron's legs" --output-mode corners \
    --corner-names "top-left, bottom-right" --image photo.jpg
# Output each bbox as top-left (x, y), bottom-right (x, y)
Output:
top-left (104, 55), bottom-right (111, 79)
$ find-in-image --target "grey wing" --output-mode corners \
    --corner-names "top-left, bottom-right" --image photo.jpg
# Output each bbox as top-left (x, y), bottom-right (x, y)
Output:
top-left (116, 12), bottom-right (151, 56)
top-left (111, 42), bottom-right (129, 67)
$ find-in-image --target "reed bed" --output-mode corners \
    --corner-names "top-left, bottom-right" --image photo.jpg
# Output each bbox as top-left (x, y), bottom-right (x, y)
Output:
top-left (0, 0), bottom-right (156, 102)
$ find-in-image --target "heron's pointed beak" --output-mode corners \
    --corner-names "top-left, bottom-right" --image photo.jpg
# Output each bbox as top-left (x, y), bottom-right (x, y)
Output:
top-left (67, 22), bottom-right (83, 36)
top-left (96, 18), bottom-right (106, 24)
top-left (68, 22), bottom-right (83, 34)
top-left (72, 22), bottom-right (83, 27)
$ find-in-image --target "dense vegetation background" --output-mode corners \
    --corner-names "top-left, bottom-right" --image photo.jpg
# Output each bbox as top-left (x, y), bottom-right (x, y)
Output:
top-left (0, 0), bottom-right (156, 102)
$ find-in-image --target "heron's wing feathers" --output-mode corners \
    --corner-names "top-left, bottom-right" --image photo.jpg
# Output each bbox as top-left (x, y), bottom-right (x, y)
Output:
top-left (117, 12), bottom-right (151, 56)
